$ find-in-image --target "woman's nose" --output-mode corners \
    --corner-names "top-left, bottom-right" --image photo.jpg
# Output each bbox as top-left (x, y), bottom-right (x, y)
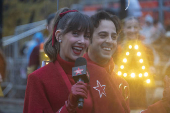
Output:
top-left (78, 35), bottom-right (85, 43)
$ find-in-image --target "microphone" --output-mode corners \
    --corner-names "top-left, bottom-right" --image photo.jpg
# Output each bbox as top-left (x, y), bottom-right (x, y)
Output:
top-left (72, 57), bottom-right (89, 109)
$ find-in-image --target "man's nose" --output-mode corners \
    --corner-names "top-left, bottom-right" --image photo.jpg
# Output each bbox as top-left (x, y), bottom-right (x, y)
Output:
top-left (106, 36), bottom-right (113, 43)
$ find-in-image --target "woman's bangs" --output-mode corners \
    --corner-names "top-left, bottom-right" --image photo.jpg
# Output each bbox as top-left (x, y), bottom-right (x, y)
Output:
top-left (67, 13), bottom-right (93, 36)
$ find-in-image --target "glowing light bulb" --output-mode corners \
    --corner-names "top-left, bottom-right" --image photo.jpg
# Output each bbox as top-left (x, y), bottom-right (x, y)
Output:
top-left (120, 65), bottom-right (124, 69)
top-left (46, 62), bottom-right (49, 65)
top-left (118, 71), bottom-right (122, 76)
top-left (139, 73), bottom-right (142, 77)
top-left (123, 58), bottom-right (127, 63)
top-left (131, 73), bottom-right (135, 78)
top-left (126, 52), bottom-right (129, 56)
top-left (142, 66), bottom-right (145, 70)
top-left (129, 45), bottom-right (132, 49)
top-left (45, 54), bottom-right (48, 57)
top-left (146, 79), bottom-right (150, 83)
top-left (144, 72), bottom-right (148, 77)
top-left (135, 45), bottom-right (138, 49)
top-left (123, 73), bottom-right (127, 77)
top-left (139, 59), bottom-right (143, 63)
top-left (137, 52), bottom-right (141, 56)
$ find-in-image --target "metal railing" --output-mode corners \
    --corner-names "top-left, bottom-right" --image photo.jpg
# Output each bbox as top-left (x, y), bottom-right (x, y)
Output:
top-left (1, 20), bottom-right (46, 100)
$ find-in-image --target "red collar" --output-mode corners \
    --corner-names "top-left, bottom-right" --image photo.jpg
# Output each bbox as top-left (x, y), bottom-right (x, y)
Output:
top-left (56, 54), bottom-right (75, 75)
top-left (83, 53), bottom-right (115, 74)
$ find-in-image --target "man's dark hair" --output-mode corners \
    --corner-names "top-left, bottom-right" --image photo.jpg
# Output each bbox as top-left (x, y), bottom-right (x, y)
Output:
top-left (46, 13), bottom-right (55, 25)
top-left (90, 11), bottom-right (121, 35)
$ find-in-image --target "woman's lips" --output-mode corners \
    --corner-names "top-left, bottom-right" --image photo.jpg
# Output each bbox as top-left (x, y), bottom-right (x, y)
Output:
top-left (72, 46), bottom-right (83, 55)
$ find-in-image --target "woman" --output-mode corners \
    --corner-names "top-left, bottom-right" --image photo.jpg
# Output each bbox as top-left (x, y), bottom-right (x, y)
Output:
top-left (115, 17), bottom-right (154, 109)
top-left (24, 7), bottom-right (93, 113)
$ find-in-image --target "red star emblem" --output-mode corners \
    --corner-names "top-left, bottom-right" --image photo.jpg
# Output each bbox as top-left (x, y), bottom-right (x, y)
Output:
top-left (74, 68), bottom-right (83, 75)
top-left (93, 80), bottom-right (106, 98)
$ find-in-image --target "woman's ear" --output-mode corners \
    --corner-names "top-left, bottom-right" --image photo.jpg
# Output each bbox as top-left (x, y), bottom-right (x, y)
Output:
top-left (55, 30), bottom-right (62, 42)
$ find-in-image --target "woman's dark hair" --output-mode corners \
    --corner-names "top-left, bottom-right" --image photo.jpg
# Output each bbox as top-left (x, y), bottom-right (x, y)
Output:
top-left (44, 7), bottom-right (94, 62)
top-left (90, 11), bottom-right (122, 35)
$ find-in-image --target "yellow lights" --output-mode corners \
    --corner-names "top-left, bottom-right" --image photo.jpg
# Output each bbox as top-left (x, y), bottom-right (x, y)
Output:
top-left (123, 73), bottom-right (127, 77)
top-left (144, 72), bottom-right (148, 77)
top-left (46, 62), bottom-right (49, 65)
top-left (139, 59), bottom-right (143, 63)
top-left (126, 52), bottom-right (130, 56)
top-left (120, 65), bottom-right (124, 69)
top-left (142, 66), bottom-right (145, 70)
top-left (139, 73), bottom-right (142, 77)
top-left (131, 73), bottom-right (135, 78)
top-left (129, 45), bottom-right (132, 49)
top-left (118, 71), bottom-right (122, 76)
top-left (45, 54), bottom-right (48, 57)
top-left (146, 79), bottom-right (151, 84)
top-left (137, 52), bottom-right (141, 56)
top-left (123, 58), bottom-right (127, 63)
top-left (134, 45), bottom-right (138, 49)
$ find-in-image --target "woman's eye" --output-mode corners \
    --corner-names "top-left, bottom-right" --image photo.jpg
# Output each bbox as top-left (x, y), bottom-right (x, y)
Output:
top-left (72, 31), bottom-right (79, 36)
top-left (84, 33), bottom-right (90, 38)
top-left (84, 35), bottom-right (90, 38)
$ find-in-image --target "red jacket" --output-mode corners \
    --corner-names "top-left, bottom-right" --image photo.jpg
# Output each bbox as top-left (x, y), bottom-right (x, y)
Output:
top-left (84, 53), bottom-right (130, 113)
top-left (24, 55), bottom-right (93, 113)
top-left (24, 60), bottom-right (71, 113)
top-left (84, 53), bottom-right (170, 113)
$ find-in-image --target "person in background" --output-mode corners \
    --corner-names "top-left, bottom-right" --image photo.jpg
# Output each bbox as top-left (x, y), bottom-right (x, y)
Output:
top-left (115, 17), bottom-right (155, 109)
top-left (152, 19), bottom-right (166, 42)
top-left (24, 7), bottom-right (94, 113)
top-left (27, 14), bottom-right (55, 75)
top-left (0, 50), bottom-right (6, 96)
top-left (0, 50), bottom-right (6, 82)
top-left (26, 32), bottom-right (44, 61)
top-left (140, 14), bottom-right (154, 44)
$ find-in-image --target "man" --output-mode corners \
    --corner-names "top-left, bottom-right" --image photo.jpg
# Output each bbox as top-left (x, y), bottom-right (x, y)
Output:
top-left (84, 11), bottom-right (130, 113)
top-left (84, 11), bottom-right (170, 113)
top-left (27, 13), bottom-right (55, 75)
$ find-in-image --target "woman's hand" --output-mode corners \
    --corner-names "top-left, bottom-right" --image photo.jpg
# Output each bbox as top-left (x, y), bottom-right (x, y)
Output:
top-left (66, 81), bottom-right (88, 112)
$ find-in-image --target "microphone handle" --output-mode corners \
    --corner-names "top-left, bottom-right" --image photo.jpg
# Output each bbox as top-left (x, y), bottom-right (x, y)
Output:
top-left (77, 78), bottom-right (84, 109)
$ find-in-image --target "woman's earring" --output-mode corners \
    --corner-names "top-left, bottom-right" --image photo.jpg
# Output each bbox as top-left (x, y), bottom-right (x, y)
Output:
top-left (59, 40), bottom-right (62, 43)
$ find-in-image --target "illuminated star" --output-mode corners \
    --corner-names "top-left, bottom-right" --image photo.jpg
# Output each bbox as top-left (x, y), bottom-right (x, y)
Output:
top-left (74, 68), bottom-right (83, 75)
top-left (93, 80), bottom-right (106, 98)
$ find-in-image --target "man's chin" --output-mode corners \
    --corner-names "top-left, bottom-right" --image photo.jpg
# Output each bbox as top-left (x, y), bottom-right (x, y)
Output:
top-left (101, 54), bottom-right (112, 60)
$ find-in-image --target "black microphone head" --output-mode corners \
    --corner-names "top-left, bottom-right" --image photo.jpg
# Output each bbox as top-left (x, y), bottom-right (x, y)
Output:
top-left (72, 57), bottom-right (89, 83)
top-left (75, 57), bottom-right (87, 67)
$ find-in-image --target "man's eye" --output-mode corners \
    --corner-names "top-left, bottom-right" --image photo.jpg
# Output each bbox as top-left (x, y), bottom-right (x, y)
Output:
top-left (112, 36), bottom-right (117, 40)
top-left (100, 34), bottom-right (107, 38)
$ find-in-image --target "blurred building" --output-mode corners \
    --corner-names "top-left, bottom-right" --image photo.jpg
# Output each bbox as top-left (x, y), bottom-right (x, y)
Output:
top-left (71, 0), bottom-right (170, 27)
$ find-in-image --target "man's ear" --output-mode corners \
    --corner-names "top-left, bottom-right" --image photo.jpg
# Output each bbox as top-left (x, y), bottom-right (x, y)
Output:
top-left (55, 30), bottom-right (62, 41)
